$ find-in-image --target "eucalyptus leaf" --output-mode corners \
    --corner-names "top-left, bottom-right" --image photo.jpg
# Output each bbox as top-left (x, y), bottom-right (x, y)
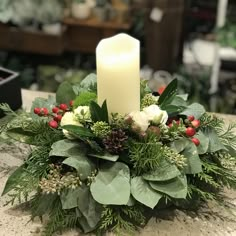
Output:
top-left (131, 177), bottom-right (162, 209)
top-left (88, 153), bottom-right (119, 162)
top-left (142, 160), bottom-right (181, 181)
top-left (170, 95), bottom-right (187, 107)
top-left (195, 131), bottom-right (209, 154)
top-left (80, 73), bottom-right (97, 90)
top-left (150, 175), bottom-right (187, 199)
top-left (164, 104), bottom-right (186, 114)
top-left (60, 188), bottom-right (81, 210)
top-left (56, 81), bottom-right (76, 104)
top-left (90, 162), bottom-right (130, 205)
top-left (181, 103), bottom-right (206, 119)
top-left (182, 142), bottom-right (202, 174)
top-left (170, 138), bottom-right (189, 153)
top-left (176, 94), bottom-right (188, 101)
top-left (2, 165), bottom-right (25, 196)
top-left (202, 127), bottom-right (227, 153)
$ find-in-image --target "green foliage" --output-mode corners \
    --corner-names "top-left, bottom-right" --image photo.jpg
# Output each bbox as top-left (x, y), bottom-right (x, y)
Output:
top-left (56, 81), bottom-right (76, 104)
top-left (73, 92), bottom-right (97, 107)
top-left (90, 162), bottom-right (130, 205)
top-left (99, 205), bottom-right (145, 235)
top-left (181, 103), bottom-right (206, 119)
top-left (61, 125), bottom-right (95, 138)
top-left (90, 100), bottom-right (109, 123)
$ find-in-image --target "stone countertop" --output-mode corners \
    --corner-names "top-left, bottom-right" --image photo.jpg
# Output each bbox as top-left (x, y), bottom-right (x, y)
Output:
top-left (0, 90), bottom-right (236, 236)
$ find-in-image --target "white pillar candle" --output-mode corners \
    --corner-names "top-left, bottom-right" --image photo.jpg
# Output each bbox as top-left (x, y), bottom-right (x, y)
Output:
top-left (96, 33), bottom-right (140, 116)
top-left (216, 0), bottom-right (228, 28)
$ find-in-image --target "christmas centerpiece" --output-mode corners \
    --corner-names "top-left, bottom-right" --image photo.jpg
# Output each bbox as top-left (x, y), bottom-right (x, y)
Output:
top-left (1, 34), bottom-right (236, 236)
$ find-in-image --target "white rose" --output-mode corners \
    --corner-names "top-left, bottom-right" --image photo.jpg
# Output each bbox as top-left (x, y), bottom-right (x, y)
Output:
top-left (74, 106), bottom-right (91, 121)
top-left (143, 104), bottom-right (168, 125)
top-left (129, 111), bottom-right (149, 132)
top-left (61, 112), bottom-right (82, 139)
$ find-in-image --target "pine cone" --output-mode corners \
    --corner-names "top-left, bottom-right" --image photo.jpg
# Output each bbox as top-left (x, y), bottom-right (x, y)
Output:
top-left (103, 129), bottom-right (128, 154)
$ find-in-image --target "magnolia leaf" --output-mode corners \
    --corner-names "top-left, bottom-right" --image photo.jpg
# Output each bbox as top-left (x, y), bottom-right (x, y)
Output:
top-left (56, 81), bottom-right (76, 104)
top-left (131, 177), bottom-right (162, 209)
top-left (195, 131), bottom-right (209, 154)
top-left (182, 142), bottom-right (202, 174)
top-left (31, 96), bottom-right (56, 120)
top-left (49, 139), bottom-right (85, 157)
top-left (203, 127), bottom-right (227, 153)
top-left (63, 155), bottom-right (94, 180)
top-left (62, 125), bottom-right (94, 138)
top-left (181, 103), bottom-right (205, 119)
top-left (150, 175), bottom-right (187, 199)
top-left (170, 138), bottom-right (189, 153)
top-left (159, 79), bottom-right (178, 109)
top-left (90, 162), bottom-right (130, 205)
top-left (77, 186), bottom-right (102, 229)
top-left (90, 100), bottom-right (109, 123)
top-left (142, 160), bottom-right (181, 181)
top-left (88, 153), bottom-right (119, 162)
top-left (60, 188), bottom-right (81, 210)
top-left (2, 165), bottom-right (25, 196)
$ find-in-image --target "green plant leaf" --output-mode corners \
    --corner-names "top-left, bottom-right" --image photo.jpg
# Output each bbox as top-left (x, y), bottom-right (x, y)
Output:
top-left (158, 79), bottom-right (178, 109)
top-left (182, 142), bottom-right (202, 174)
top-left (6, 128), bottom-right (33, 144)
top-left (62, 125), bottom-right (94, 138)
top-left (142, 160), bottom-right (181, 181)
top-left (56, 81), bottom-right (76, 104)
top-left (181, 103), bottom-right (206, 119)
top-left (131, 177), bottom-right (162, 209)
top-left (150, 175), bottom-right (187, 199)
top-left (170, 95), bottom-right (187, 107)
top-left (88, 152), bottom-right (119, 162)
top-left (60, 188), bottom-right (81, 210)
top-left (90, 162), bottom-right (130, 205)
top-left (1, 165), bottom-right (25, 196)
top-left (90, 100), bottom-right (109, 123)
top-left (63, 155), bottom-right (95, 180)
top-left (164, 104), bottom-right (186, 114)
top-left (202, 127), bottom-right (227, 153)
top-left (195, 131), bottom-right (209, 154)
top-left (170, 138), bottom-right (189, 153)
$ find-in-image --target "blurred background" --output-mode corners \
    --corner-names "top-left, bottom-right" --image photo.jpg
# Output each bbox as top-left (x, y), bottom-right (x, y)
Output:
top-left (0, 0), bottom-right (235, 114)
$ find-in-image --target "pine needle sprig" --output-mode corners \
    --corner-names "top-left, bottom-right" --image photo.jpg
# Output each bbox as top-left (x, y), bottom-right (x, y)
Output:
top-left (218, 123), bottom-right (236, 151)
top-left (0, 103), bottom-right (17, 117)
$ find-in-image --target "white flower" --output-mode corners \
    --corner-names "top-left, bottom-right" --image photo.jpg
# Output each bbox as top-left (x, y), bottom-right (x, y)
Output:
top-left (74, 106), bottom-right (91, 121)
top-left (60, 112), bottom-right (81, 139)
top-left (143, 104), bottom-right (168, 125)
top-left (129, 111), bottom-right (149, 132)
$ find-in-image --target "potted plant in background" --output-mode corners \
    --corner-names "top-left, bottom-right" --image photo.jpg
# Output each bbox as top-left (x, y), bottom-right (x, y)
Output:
top-left (71, 0), bottom-right (91, 20)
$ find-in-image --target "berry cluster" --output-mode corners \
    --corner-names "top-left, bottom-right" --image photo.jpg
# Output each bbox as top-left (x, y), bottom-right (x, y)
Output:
top-left (33, 101), bottom-right (73, 129)
top-left (168, 115), bottom-right (201, 146)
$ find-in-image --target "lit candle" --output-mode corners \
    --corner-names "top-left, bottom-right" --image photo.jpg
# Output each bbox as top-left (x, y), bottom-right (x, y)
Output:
top-left (96, 33), bottom-right (140, 115)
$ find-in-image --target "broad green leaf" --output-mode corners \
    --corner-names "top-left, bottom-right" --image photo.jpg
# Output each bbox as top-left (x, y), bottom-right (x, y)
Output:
top-left (6, 128), bottom-right (33, 144)
top-left (90, 100), bottom-right (109, 123)
top-left (80, 73), bottom-right (97, 91)
top-left (142, 160), bottom-right (181, 181)
top-left (76, 186), bottom-right (102, 229)
top-left (170, 138), bottom-right (189, 153)
top-left (56, 81), bottom-right (76, 104)
top-left (159, 79), bottom-right (178, 109)
top-left (195, 131), bottom-right (209, 154)
top-left (164, 104), bottom-right (186, 114)
top-left (202, 127), bottom-right (227, 153)
top-left (90, 162), bottom-right (130, 205)
top-left (49, 139), bottom-right (84, 157)
top-left (181, 103), bottom-right (205, 119)
top-left (2, 165), bottom-right (25, 196)
top-left (31, 96), bottom-right (56, 120)
top-left (150, 175), bottom-right (187, 199)
top-left (62, 125), bottom-right (94, 138)
top-left (88, 153), bottom-right (119, 162)
top-left (63, 155), bottom-right (95, 180)
top-left (131, 177), bottom-right (162, 209)
top-left (60, 188), bottom-right (81, 210)
top-left (170, 95), bottom-right (187, 107)
top-left (176, 94), bottom-right (188, 101)
top-left (182, 142), bottom-right (202, 174)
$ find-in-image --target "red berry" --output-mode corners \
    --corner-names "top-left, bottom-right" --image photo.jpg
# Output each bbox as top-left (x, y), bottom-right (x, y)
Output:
top-left (185, 127), bottom-right (196, 137)
top-left (191, 137), bottom-right (200, 146)
top-left (188, 115), bottom-right (195, 122)
top-left (54, 114), bottom-right (62, 122)
top-left (69, 100), bottom-right (74, 107)
top-left (191, 120), bottom-right (201, 128)
top-left (59, 103), bottom-right (68, 111)
top-left (52, 107), bottom-right (59, 113)
top-left (34, 107), bottom-right (41, 115)
top-left (41, 107), bottom-right (49, 116)
top-left (168, 123), bottom-right (173, 128)
top-left (158, 86), bottom-right (166, 95)
top-left (48, 120), bottom-right (58, 129)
